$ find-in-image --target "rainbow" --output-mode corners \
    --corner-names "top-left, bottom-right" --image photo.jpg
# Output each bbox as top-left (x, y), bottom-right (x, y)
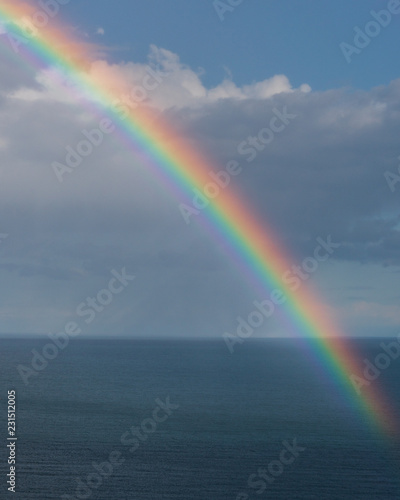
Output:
top-left (0, 1), bottom-right (398, 439)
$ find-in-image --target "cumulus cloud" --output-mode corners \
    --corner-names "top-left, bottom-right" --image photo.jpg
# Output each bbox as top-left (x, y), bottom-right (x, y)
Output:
top-left (0, 45), bottom-right (400, 335)
top-left (9, 45), bottom-right (311, 111)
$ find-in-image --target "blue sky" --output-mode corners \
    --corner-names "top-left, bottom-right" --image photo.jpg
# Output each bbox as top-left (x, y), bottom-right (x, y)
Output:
top-left (65, 0), bottom-right (400, 91)
top-left (0, 1), bottom-right (399, 338)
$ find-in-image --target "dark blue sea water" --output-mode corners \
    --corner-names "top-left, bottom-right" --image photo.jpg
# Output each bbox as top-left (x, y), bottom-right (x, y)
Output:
top-left (0, 338), bottom-right (399, 499)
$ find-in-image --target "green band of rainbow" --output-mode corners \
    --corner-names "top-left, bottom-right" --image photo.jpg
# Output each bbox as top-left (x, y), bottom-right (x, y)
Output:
top-left (0, 1), bottom-right (398, 440)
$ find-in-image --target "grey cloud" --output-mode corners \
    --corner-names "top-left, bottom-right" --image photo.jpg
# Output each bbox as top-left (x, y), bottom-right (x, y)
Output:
top-left (1, 61), bottom-right (400, 334)
top-left (169, 81), bottom-right (400, 265)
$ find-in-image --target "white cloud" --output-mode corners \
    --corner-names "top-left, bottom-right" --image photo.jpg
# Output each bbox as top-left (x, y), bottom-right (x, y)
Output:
top-left (8, 45), bottom-right (311, 111)
top-left (96, 27), bottom-right (105, 36)
top-left (87, 46), bottom-right (310, 110)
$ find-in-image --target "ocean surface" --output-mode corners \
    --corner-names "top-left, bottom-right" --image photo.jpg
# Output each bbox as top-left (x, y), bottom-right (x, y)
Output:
top-left (0, 338), bottom-right (399, 499)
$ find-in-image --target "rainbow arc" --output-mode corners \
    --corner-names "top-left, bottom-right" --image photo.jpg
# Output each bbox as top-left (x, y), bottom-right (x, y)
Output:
top-left (0, 0), bottom-right (398, 439)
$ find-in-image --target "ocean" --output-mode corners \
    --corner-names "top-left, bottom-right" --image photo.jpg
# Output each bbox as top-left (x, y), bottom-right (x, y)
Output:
top-left (0, 338), bottom-right (399, 499)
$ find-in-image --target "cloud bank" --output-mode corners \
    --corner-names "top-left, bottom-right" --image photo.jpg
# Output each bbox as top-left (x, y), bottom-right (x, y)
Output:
top-left (0, 45), bottom-right (399, 336)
